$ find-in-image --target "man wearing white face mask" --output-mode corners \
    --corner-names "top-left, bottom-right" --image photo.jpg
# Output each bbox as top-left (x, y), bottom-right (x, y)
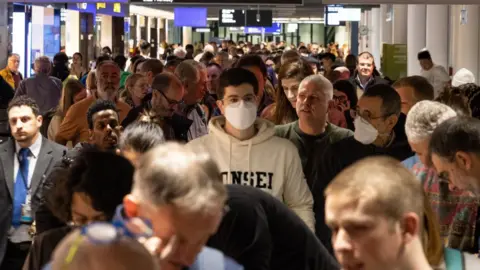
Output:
top-left (187, 68), bottom-right (315, 231)
top-left (321, 84), bottom-right (414, 186)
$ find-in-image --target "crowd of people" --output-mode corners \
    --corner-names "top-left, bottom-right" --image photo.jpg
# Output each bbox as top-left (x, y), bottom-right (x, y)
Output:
top-left (0, 38), bottom-right (479, 270)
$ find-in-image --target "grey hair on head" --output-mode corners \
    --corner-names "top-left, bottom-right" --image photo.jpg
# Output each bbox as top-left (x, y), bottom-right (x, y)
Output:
top-left (405, 100), bottom-right (457, 143)
top-left (299, 74), bottom-right (334, 101)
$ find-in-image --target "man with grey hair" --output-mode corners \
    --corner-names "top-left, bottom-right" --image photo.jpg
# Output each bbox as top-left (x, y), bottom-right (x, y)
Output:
top-left (275, 74), bottom-right (353, 253)
top-left (404, 101), bottom-right (480, 253)
top-left (402, 100), bottom-right (457, 169)
top-left (175, 60), bottom-right (208, 140)
top-left (55, 60), bottom-right (131, 146)
top-left (0, 54), bottom-right (22, 89)
top-left (14, 56), bottom-right (62, 114)
top-left (115, 142), bottom-right (243, 270)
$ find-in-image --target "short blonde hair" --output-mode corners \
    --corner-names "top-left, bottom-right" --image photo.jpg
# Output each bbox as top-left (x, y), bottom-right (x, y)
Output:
top-left (325, 156), bottom-right (424, 223)
top-left (132, 142), bottom-right (227, 214)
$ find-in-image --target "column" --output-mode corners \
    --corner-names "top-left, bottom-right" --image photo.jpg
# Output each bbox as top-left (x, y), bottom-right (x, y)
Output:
top-left (359, 11), bottom-right (367, 53)
top-left (426, 5), bottom-right (449, 70)
top-left (456, 5), bottom-right (479, 79)
top-left (0, 2), bottom-right (8, 68)
top-left (407, 5), bottom-right (426, 76)
top-left (380, 4), bottom-right (392, 45)
top-left (100, 15), bottom-right (113, 50)
top-left (350, 21), bottom-right (359, 56)
top-left (65, 10), bottom-right (80, 57)
top-left (392, 4), bottom-right (407, 44)
top-left (370, 8), bottom-right (381, 70)
top-left (182, 27), bottom-right (192, 47)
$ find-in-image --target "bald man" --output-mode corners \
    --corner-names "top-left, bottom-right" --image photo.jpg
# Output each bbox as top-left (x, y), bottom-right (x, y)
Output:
top-left (55, 61), bottom-right (131, 146)
top-left (48, 229), bottom-right (160, 270)
top-left (14, 56), bottom-right (62, 114)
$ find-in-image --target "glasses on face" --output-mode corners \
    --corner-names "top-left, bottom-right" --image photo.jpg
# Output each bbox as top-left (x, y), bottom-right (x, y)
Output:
top-left (333, 95), bottom-right (348, 104)
top-left (155, 89), bottom-right (181, 105)
top-left (350, 108), bottom-right (391, 122)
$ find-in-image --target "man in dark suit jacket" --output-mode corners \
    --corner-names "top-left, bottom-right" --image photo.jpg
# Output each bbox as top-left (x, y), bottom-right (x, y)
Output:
top-left (0, 96), bottom-right (66, 270)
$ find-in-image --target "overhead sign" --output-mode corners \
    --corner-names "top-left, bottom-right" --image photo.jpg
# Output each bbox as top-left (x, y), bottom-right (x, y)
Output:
top-left (129, 0), bottom-right (302, 4)
top-left (219, 9), bottom-right (245, 27)
top-left (323, 0), bottom-right (476, 3)
top-left (67, 2), bottom-right (128, 17)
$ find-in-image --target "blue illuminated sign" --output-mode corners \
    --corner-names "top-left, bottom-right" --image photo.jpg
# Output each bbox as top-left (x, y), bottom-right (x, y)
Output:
top-left (67, 2), bottom-right (127, 17)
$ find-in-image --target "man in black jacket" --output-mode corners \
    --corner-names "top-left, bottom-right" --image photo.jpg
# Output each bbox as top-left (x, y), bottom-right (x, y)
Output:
top-left (349, 52), bottom-right (389, 97)
top-left (208, 185), bottom-right (340, 270)
top-left (322, 84), bottom-right (414, 182)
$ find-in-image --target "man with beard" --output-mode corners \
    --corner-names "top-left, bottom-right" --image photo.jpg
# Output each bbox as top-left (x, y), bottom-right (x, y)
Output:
top-left (55, 60), bottom-right (131, 146)
top-left (0, 96), bottom-right (66, 270)
top-left (35, 100), bottom-right (123, 234)
top-left (430, 116), bottom-right (480, 197)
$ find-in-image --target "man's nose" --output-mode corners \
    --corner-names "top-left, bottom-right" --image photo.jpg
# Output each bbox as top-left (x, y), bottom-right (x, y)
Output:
top-left (333, 229), bottom-right (353, 252)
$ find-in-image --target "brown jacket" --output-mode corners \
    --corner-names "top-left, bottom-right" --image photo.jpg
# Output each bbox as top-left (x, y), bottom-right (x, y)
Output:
top-left (54, 95), bottom-right (131, 146)
top-left (0, 67), bottom-right (21, 89)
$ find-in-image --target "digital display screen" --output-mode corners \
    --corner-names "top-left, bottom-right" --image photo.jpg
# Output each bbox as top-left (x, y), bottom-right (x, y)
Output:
top-left (245, 22), bottom-right (281, 34)
top-left (245, 10), bottom-right (272, 27)
top-left (129, 0), bottom-right (302, 4)
top-left (174, 7), bottom-right (207, 27)
top-left (219, 9), bottom-right (245, 27)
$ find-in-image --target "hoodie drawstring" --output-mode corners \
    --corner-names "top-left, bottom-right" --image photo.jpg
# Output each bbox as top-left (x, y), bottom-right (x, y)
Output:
top-left (247, 140), bottom-right (253, 180)
top-left (228, 137), bottom-right (232, 184)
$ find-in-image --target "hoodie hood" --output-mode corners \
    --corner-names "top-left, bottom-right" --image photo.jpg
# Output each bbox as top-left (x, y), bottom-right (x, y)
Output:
top-left (208, 116), bottom-right (275, 146)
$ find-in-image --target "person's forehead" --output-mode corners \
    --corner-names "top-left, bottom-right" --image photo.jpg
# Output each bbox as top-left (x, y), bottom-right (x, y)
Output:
top-left (358, 96), bottom-right (382, 111)
top-left (93, 109), bottom-right (118, 121)
top-left (9, 55), bottom-right (19, 60)
top-left (325, 197), bottom-right (377, 224)
top-left (334, 90), bottom-right (348, 97)
top-left (99, 64), bottom-right (120, 74)
top-left (299, 81), bottom-right (322, 95)
top-left (395, 86), bottom-right (415, 97)
top-left (224, 83), bottom-right (255, 97)
top-left (358, 57), bottom-right (373, 64)
top-left (431, 153), bottom-right (452, 171)
top-left (8, 105), bottom-right (34, 117)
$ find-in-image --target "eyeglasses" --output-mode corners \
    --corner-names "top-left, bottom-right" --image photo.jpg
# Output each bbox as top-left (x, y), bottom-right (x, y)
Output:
top-left (350, 108), bottom-right (392, 122)
top-left (155, 89), bottom-right (181, 105)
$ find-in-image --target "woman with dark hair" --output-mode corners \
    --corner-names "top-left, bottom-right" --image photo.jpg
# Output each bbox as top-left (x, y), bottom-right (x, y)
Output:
top-left (200, 51), bottom-right (215, 66)
top-left (70, 52), bottom-right (86, 79)
top-left (261, 59), bottom-right (314, 124)
top-left (329, 80), bottom-right (357, 130)
top-left (51, 52), bottom-right (70, 82)
top-left (345, 54), bottom-right (357, 78)
top-left (22, 150), bottom-right (134, 270)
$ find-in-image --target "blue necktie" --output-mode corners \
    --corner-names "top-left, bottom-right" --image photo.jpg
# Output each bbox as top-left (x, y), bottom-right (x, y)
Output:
top-left (12, 148), bottom-right (30, 228)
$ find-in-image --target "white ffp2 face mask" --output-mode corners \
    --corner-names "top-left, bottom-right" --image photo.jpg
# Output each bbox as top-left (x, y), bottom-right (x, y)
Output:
top-left (224, 101), bottom-right (257, 130)
top-left (353, 117), bottom-right (378, 145)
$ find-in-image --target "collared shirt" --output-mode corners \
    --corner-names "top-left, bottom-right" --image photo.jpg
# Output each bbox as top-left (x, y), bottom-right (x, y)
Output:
top-left (14, 135), bottom-right (42, 188)
top-left (10, 135), bottom-right (42, 243)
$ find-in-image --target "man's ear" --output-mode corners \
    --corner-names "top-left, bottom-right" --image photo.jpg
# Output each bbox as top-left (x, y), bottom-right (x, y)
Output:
top-left (123, 195), bottom-right (139, 218)
top-left (37, 115), bottom-right (43, 127)
top-left (455, 151), bottom-right (473, 171)
top-left (216, 100), bottom-right (225, 115)
top-left (88, 129), bottom-right (94, 142)
top-left (401, 212), bottom-right (420, 245)
top-left (386, 114), bottom-right (399, 130)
